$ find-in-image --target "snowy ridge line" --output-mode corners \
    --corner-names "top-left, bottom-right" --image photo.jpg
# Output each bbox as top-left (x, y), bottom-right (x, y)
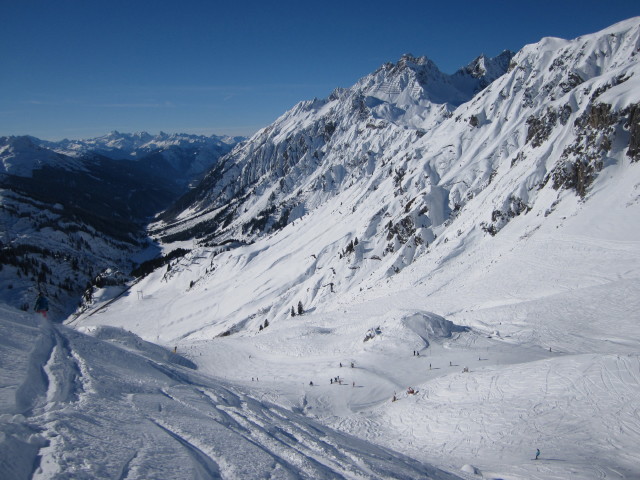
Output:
top-left (68, 278), bottom-right (140, 326)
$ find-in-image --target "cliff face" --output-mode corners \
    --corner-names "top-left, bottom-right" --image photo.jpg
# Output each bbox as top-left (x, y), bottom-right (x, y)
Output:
top-left (156, 19), bottom-right (640, 262)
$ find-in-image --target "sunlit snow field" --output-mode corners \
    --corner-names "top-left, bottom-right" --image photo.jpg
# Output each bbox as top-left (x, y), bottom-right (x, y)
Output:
top-left (57, 152), bottom-right (640, 480)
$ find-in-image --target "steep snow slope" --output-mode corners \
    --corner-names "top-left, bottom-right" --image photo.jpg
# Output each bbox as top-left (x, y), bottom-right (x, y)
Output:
top-left (73, 18), bottom-right (640, 480)
top-left (154, 51), bottom-right (513, 243)
top-left (149, 17), bottom-right (640, 332)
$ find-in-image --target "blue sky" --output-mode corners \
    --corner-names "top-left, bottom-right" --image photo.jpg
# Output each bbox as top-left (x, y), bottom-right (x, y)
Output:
top-left (1, 1), bottom-right (638, 140)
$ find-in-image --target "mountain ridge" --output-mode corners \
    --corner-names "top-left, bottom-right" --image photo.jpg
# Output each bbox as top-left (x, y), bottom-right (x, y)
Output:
top-left (145, 16), bottom-right (640, 334)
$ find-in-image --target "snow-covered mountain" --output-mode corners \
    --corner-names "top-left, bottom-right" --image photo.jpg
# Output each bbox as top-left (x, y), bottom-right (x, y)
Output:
top-left (155, 16), bottom-right (639, 293)
top-left (2, 17), bottom-right (640, 480)
top-left (45, 131), bottom-right (244, 182)
top-left (118, 17), bottom-right (639, 478)
top-left (0, 135), bottom-right (86, 177)
top-left (6, 131), bottom-right (244, 185)
top-left (155, 50), bottom-right (515, 244)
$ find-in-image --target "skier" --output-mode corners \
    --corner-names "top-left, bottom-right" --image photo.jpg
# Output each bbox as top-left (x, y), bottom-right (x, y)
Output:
top-left (34, 293), bottom-right (49, 318)
top-left (535, 448), bottom-right (540, 460)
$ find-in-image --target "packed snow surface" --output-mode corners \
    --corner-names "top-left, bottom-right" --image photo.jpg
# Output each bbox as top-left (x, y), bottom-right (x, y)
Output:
top-left (1, 307), bottom-right (458, 479)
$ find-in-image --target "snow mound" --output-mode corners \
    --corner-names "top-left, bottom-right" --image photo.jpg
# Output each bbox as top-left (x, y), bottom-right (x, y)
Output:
top-left (79, 325), bottom-right (197, 370)
top-left (460, 464), bottom-right (482, 476)
top-left (400, 312), bottom-right (469, 349)
top-left (363, 311), bottom-right (469, 354)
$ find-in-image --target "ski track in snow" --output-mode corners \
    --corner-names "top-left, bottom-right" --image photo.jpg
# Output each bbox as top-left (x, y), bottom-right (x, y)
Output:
top-left (1, 307), bottom-right (459, 480)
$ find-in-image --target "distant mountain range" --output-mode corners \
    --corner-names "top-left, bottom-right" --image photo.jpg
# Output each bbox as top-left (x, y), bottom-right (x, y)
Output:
top-left (0, 132), bottom-right (244, 317)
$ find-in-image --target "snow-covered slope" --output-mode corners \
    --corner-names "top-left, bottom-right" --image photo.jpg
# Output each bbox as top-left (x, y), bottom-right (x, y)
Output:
top-left (0, 136), bottom-right (85, 177)
top-left (0, 305), bottom-right (460, 479)
top-left (154, 50), bottom-right (514, 244)
top-left (151, 17), bottom-right (640, 327)
top-left (70, 17), bottom-right (640, 480)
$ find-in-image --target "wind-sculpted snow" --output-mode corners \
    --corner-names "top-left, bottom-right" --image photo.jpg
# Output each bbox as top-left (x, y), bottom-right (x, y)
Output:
top-left (0, 306), bottom-right (460, 479)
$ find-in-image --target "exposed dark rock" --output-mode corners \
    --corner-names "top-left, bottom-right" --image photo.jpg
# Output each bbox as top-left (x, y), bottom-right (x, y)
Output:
top-left (624, 103), bottom-right (640, 162)
top-left (559, 72), bottom-right (585, 93)
top-left (387, 216), bottom-right (416, 244)
top-left (481, 196), bottom-right (531, 236)
top-left (525, 105), bottom-right (572, 147)
top-left (550, 103), bottom-right (617, 197)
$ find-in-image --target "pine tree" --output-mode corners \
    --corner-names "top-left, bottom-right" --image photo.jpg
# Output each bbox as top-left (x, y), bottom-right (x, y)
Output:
top-left (264, 319), bottom-right (269, 328)
top-left (291, 306), bottom-right (296, 317)
top-left (297, 301), bottom-right (304, 315)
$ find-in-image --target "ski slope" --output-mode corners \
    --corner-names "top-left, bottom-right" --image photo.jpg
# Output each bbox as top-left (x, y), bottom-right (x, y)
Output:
top-left (68, 145), bottom-right (640, 479)
top-left (0, 306), bottom-right (460, 479)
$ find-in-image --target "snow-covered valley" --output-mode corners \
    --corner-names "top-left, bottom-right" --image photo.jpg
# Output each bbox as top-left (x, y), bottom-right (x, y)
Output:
top-left (2, 17), bottom-right (640, 480)
top-left (68, 154), bottom-right (640, 479)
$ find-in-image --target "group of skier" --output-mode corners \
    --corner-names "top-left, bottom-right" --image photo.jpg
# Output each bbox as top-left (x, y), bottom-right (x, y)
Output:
top-left (34, 289), bottom-right (543, 463)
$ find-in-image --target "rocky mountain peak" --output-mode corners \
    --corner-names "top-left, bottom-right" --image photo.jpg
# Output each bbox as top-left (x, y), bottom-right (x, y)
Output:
top-left (461, 50), bottom-right (514, 80)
